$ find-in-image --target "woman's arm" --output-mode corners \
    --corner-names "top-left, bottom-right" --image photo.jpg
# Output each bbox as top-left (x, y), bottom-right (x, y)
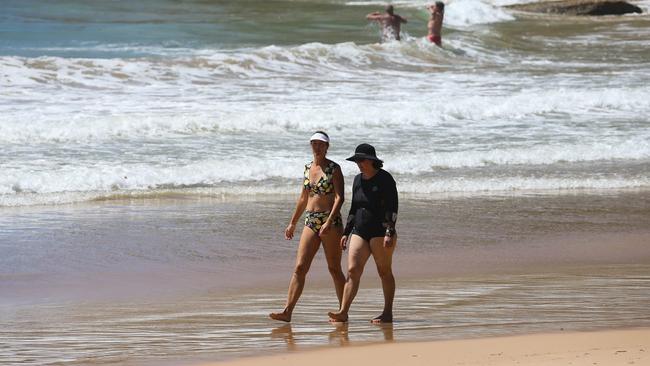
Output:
top-left (326, 166), bottom-right (345, 225)
top-left (366, 12), bottom-right (382, 20)
top-left (343, 175), bottom-right (359, 236)
top-left (382, 173), bottom-right (399, 236)
top-left (285, 188), bottom-right (308, 240)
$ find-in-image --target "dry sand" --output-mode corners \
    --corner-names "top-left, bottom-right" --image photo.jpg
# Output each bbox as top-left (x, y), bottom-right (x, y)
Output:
top-left (200, 328), bottom-right (649, 366)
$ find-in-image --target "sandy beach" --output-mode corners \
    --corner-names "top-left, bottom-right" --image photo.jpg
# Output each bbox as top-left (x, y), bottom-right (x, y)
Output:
top-left (3, 1), bottom-right (650, 365)
top-left (1, 193), bottom-right (649, 365)
top-left (202, 328), bottom-right (650, 366)
top-left (2, 194), bottom-right (649, 366)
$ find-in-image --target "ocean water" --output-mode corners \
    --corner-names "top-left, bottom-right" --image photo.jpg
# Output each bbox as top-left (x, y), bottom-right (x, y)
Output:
top-left (2, 0), bottom-right (649, 207)
top-left (2, 2), bottom-right (650, 365)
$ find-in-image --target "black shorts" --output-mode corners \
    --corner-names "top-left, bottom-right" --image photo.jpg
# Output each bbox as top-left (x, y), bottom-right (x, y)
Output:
top-left (350, 208), bottom-right (385, 242)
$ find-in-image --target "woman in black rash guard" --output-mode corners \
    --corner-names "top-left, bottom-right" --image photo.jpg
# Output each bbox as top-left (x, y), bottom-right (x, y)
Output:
top-left (328, 143), bottom-right (398, 323)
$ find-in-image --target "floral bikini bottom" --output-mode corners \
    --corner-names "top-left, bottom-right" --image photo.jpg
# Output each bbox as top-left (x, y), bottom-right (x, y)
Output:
top-left (304, 211), bottom-right (342, 234)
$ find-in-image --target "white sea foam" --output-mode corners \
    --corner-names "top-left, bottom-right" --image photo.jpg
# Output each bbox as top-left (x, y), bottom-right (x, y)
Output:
top-left (2, 38), bottom-right (644, 102)
top-left (388, 140), bottom-right (650, 173)
top-left (1, 84), bottom-right (648, 143)
top-left (1, 135), bottom-right (648, 205)
top-left (345, 0), bottom-right (516, 27)
top-left (344, 1), bottom-right (433, 6)
top-left (0, 42), bottom-right (443, 92)
top-left (633, 0), bottom-right (650, 14)
top-left (0, 159), bottom-right (302, 196)
top-left (2, 49), bottom-right (649, 144)
top-left (3, 13), bottom-right (649, 207)
top-left (489, 0), bottom-right (538, 6)
top-left (445, 0), bottom-right (516, 27)
top-left (3, 174), bottom-right (649, 207)
top-left (399, 176), bottom-right (650, 195)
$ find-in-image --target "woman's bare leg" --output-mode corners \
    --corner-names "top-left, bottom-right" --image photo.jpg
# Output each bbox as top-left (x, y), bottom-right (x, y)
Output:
top-left (320, 226), bottom-right (345, 305)
top-left (270, 227), bottom-right (321, 322)
top-left (327, 234), bottom-right (371, 322)
top-left (369, 236), bottom-right (397, 323)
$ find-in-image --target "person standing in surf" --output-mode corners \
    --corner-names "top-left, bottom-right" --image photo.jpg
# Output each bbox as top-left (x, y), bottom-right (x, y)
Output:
top-left (427, 2), bottom-right (445, 46)
top-left (366, 5), bottom-right (408, 42)
top-left (270, 131), bottom-right (346, 322)
top-left (328, 144), bottom-right (398, 323)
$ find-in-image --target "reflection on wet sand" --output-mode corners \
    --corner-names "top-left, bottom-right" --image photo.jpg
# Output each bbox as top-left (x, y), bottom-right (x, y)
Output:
top-left (328, 322), bottom-right (349, 346)
top-left (271, 324), bottom-right (296, 350)
top-left (3, 265), bottom-right (650, 366)
top-left (271, 321), bottom-right (393, 349)
top-left (375, 323), bottom-right (394, 342)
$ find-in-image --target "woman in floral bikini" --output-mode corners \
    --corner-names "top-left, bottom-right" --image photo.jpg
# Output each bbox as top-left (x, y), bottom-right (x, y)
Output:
top-left (269, 131), bottom-right (346, 322)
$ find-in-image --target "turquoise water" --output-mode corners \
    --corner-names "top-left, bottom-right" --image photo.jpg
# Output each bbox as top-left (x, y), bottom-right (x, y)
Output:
top-left (1, 0), bottom-right (390, 57)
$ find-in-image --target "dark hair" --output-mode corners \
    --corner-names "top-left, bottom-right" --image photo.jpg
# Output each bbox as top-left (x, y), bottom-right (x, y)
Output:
top-left (386, 5), bottom-right (394, 15)
top-left (435, 1), bottom-right (444, 13)
top-left (372, 160), bottom-right (383, 169)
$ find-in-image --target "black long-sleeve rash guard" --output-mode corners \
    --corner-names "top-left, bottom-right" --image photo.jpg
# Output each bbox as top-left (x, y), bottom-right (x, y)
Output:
top-left (343, 169), bottom-right (398, 236)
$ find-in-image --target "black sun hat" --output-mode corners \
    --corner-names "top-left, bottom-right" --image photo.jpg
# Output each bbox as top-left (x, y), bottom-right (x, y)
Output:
top-left (346, 143), bottom-right (383, 163)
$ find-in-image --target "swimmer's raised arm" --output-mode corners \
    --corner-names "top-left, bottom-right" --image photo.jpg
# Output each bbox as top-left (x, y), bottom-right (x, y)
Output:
top-left (366, 12), bottom-right (382, 20)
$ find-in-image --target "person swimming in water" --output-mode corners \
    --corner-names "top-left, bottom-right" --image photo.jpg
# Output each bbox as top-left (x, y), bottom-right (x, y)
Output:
top-left (366, 5), bottom-right (408, 42)
top-left (269, 131), bottom-right (346, 323)
top-left (427, 2), bottom-right (445, 46)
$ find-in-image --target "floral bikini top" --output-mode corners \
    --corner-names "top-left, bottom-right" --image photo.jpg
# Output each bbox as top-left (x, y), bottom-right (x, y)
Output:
top-left (303, 161), bottom-right (339, 195)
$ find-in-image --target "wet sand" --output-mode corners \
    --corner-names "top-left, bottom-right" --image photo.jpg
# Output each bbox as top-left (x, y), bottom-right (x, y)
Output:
top-left (202, 328), bottom-right (650, 366)
top-left (1, 191), bottom-right (649, 365)
top-left (2, 190), bottom-right (649, 303)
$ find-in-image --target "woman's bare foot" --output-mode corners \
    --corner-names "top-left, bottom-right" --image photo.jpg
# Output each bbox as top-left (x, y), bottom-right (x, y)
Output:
top-left (269, 310), bottom-right (292, 322)
top-left (370, 313), bottom-right (393, 323)
top-left (327, 311), bottom-right (348, 323)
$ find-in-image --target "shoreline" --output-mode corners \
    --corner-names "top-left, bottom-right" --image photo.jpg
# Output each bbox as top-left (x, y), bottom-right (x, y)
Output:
top-left (4, 265), bottom-right (649, 366)
top-left (2, 192), bottom-right (649, 366)
top-left (197, 327), bottom-right (650, 366)
top-left (2, 191), bottom-right (649, 306)
top-left (3, 185), bottom-right (650, 210)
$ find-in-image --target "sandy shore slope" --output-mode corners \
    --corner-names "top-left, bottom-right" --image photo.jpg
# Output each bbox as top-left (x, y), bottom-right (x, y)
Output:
top-left (200, 328), bottom-right (649, 366)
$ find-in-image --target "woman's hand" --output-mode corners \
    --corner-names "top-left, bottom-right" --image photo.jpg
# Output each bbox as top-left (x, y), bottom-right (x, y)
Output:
top-left (340, 235), bottom-right (348, 250)
top-left (318, 221), bottom-right (331, 236)
top-left (285, 223), bottom-right (296, 240)
top-left (383, 234), bottom-right (395, 248)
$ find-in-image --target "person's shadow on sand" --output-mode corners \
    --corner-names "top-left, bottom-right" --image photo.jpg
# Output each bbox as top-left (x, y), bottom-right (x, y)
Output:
top-left (270, 324), bottom-right (296, 350)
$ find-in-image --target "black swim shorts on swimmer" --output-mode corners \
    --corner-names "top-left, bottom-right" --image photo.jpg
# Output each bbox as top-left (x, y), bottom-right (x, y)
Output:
top-left (350, 208), bottom-right (386, 242)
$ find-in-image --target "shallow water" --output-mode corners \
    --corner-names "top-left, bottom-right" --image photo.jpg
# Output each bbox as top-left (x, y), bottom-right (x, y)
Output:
top-left (2, 265), bottom-right (649, 366)
top-left (1, 193), bottom-right (649, 365)
top-left (2, 193), bottom-right (649, 300)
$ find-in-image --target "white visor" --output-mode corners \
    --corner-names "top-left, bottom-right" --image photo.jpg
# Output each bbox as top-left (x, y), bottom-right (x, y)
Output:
top-left (310, 132), bottom-right (330, 143)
